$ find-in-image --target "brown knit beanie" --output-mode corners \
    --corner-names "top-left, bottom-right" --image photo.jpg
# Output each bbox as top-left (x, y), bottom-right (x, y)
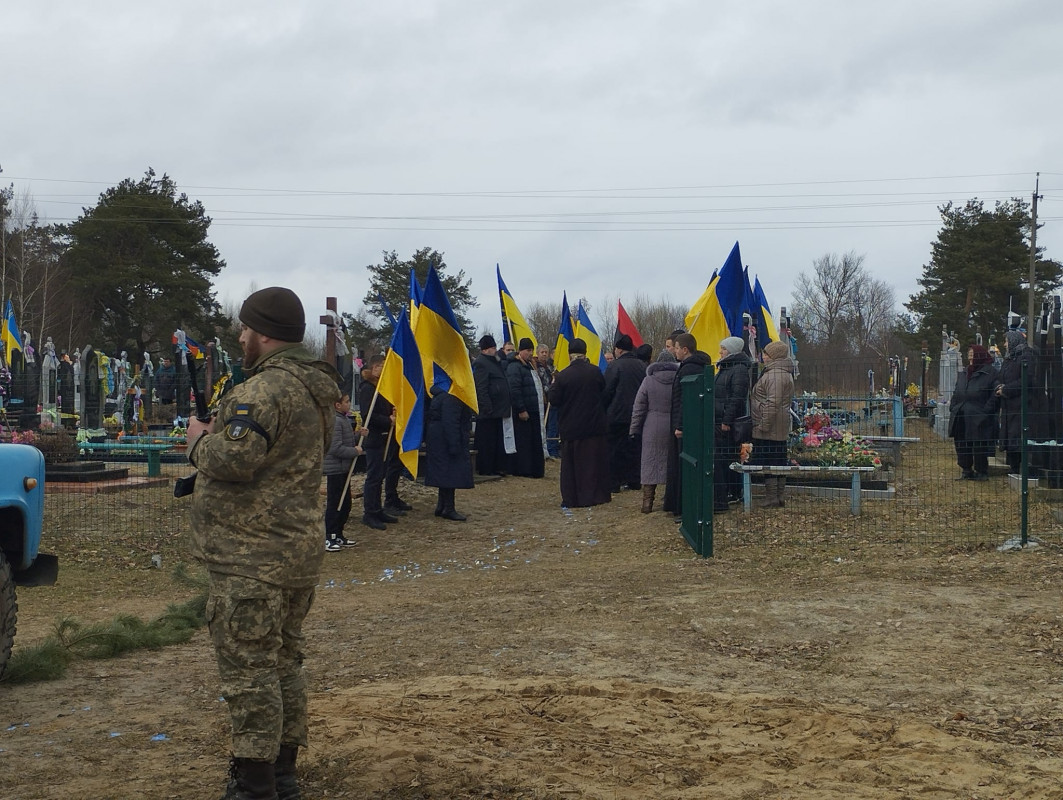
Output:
top-left (239, 287), bottom-right (306, 342)
top-left (763, 340), bottom-right (789, 360)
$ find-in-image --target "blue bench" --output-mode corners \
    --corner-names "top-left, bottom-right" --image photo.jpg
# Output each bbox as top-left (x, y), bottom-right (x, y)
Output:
top-left (730, 463), bottom-right (878, 515)
top-left (78, 441), bottom-right (176, 477)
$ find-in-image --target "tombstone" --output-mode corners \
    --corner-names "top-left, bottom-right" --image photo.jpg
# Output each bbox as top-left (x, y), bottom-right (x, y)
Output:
top-left (71, 350), bottom-right (81, 417)
top-left (58, 357), bottom-right (76, 425)
top-left (113, 350), bottom-right (130, 424)
top-left (139, 351), bottom-right (154, 420)
top-left (39, 337), bottom-right (60, 424)
top-left (173, 329), bottom-right (191, 419)
top-left (80, 345), bottom-right (103, 430)
top-left (934, 328), bottom-right (963, 437)
top-left (15, 332), bottom-right (40, 428)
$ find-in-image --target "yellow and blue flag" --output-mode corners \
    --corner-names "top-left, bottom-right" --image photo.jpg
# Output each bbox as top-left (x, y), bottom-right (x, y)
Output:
top-left (2, 300), bottom-right (22, 366)
top-left (553, 293), bottom-right (575, 372)
top-left (409, 269), bottom-right (423, 330)
top-left (413, 266), bottom-right (478, 413)
top-left (574, 301), bottom-right (608, 373)
top-left (497, 265), bottom-right (537, 348)
top-left (377, 307), bottom-right (426, 477)
top-left (753, 276), bottom-right (780, 348)
top-left (685, 241), bottom-right (746, 355)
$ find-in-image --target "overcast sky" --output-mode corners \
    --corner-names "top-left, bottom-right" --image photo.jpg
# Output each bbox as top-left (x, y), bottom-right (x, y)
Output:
top-left (4, 0), bottom-right (1061, 344)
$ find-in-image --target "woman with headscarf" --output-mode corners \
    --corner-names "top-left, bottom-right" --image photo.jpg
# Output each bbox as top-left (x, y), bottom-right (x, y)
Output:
top-left (750, 340), bottom-right (795, 508)
top-left (948, 344), bottom-right (1000, 481)
top-left (629, 349), bottom-right (679, 513)
top-left (996, 330), bottom-right (1036, 473)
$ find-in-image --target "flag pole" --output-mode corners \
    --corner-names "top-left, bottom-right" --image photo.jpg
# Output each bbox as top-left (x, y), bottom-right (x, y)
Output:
top-left (339, 387), bottom-right (381, 509)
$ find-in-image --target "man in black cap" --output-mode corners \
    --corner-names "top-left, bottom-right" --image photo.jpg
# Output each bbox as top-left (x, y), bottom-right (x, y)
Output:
top-left (548, 338), bottom-right (611, 507)
top-left (603, 333), bottom-right (647, 493)
top-left (504, 337), bottom-right (545, 478)
top-left (186, 286), bottom-right (340, 800)
top-left (472, 334), bottom-right (512, 475)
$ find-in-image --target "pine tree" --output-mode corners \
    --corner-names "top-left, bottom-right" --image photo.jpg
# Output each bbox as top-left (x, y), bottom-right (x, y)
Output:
top-left (906, 199), bottom-right (1061, 343)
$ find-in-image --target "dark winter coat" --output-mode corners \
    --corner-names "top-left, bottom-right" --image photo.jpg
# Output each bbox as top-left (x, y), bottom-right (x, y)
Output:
top-left (473, 352), bottom-right (512, 420)
top-left (506, 356), bottom-right (540, 416)
top-left (323, 411), bottom-right (359, 475)
top-left (602, 352), bottom-right (647, 430)
top-left (548, 357), bottom-right (607, 441)
top-left (714, 352), bottom-right (752, 427)
top-left (424, 386), bottom-right (474, 489)
top-left (630, 361), bottom-right (678, 485)
top-left (670, 351), bottom-right (713, 431)
top-left (998, 345), bottom-right (1037, 451)
top-left (358, 378), bottom-right (394, 449)
top-left (948, 364), bottom-right (1001, 443)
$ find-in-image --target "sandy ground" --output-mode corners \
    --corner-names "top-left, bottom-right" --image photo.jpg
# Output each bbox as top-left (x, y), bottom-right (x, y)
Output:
top-left (4, 461), bottom-right (1063, 799)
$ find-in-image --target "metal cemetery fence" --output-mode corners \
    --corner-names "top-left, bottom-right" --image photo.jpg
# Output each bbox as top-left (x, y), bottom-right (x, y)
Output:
top-left (701, 352), bottom-right (1063, 553)
top-left (31, 350), bottom-right (1063, 556)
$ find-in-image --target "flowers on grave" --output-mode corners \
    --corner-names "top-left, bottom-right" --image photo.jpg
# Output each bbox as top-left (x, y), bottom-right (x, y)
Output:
top-left (6, 429), bottom-right (37, 445)
top-left (739, 441), bottom-right (753, 463)
top-left (789, 407), bottom-right (885, 468)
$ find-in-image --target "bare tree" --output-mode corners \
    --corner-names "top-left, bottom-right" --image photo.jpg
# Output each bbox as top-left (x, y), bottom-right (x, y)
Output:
top-left (848, 278), bottom-right (896, 356)
top-left (791, 252), bottom-right (865, 344)
top-left (790, 252), bottom-right (895, 355)
top-left (523, 300), bottom-right (563, 345)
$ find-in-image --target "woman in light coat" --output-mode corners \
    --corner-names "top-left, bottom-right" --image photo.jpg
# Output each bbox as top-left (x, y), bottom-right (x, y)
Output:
top-left (629, 350), bottom-right (679, 513)
top-left (750, 341), bottom-right (795, 508)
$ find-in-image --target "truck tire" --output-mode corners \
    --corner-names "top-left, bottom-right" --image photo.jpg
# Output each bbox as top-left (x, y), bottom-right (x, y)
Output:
top-left (0, 550), bottom-right (16, 680)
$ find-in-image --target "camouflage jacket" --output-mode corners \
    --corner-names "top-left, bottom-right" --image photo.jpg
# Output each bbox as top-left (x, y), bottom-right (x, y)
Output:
top-left (189, 344), bottom-right (340, 587)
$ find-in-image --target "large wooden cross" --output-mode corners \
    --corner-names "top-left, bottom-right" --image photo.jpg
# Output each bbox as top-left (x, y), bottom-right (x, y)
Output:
top-left (319, 296), bottom-right (338, 366)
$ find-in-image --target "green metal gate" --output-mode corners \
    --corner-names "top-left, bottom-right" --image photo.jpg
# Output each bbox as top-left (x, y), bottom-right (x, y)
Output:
top-left (679, 366), bottom-right (715, 557)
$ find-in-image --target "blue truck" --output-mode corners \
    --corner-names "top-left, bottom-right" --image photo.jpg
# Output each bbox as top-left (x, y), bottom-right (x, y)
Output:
top-left (0, 443), bottom-right (57, 678)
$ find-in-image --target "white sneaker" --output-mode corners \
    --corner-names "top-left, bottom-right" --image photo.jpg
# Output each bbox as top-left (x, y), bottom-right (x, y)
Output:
top-left (324, 538), bottom-right (342, 552)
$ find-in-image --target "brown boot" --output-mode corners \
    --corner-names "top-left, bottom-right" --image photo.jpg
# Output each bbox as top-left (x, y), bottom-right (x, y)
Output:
top-left (275, 744), bottom-right (301, 800)
top-left (222, 757), bottom-right (278, 800)
top-left (758, 477), bottom-right (782, 508)
top-left (641, 484), bottom-right (655, 513)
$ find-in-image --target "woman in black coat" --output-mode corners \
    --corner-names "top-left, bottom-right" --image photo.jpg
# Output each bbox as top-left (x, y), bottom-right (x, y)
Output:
top-left (948, 344), bottom-right (1000, 481)
top-left (424, 383), bottom-right (474, 520)
top-left (713, 337), bottom-right (752, 511)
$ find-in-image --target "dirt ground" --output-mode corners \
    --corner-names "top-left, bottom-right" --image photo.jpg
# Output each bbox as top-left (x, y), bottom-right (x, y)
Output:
top-left (5, 461), bottom-right (1063, 799)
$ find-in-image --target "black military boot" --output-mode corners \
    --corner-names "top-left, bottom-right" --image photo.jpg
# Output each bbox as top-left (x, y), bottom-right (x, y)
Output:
top-left (222, 757), bottom-right (278, 800)
top-left (274, 744), bottom-right (302, 800)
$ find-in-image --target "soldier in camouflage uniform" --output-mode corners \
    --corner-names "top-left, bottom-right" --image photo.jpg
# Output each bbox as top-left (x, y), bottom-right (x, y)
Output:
top-left (187, 287), bottom-right (340, 800)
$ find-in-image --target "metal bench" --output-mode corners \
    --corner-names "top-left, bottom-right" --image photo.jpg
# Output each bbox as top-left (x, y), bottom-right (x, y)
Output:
top-left (78, 441), bottom-right (176, 477)
top-left (730, 463), bottom-right (878, 515)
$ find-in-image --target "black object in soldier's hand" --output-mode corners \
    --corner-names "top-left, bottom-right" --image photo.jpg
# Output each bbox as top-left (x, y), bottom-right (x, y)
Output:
top-left (174, 473), bottom-right (197, 497)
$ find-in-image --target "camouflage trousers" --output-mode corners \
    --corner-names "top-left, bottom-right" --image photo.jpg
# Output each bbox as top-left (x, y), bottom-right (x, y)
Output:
top-left (206, 572), bottom-right (316, 761)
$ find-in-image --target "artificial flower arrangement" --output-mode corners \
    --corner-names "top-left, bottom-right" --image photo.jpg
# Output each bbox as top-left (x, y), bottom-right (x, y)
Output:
top-left (788, 407), bottom-right (885, 468)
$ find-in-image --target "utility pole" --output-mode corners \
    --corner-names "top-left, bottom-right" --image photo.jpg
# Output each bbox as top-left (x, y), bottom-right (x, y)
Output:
top-left (1028, 172), bottom-right (1042, 330)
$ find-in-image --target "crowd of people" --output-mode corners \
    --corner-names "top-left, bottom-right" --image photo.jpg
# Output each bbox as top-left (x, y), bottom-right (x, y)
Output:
top-left (184, 285), bottom-right (804, 799)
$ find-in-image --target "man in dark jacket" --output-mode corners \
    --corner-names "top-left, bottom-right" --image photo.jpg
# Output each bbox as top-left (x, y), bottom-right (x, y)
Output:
top-left (713, 336), bottom-right (752, 512)
top-left (548, 338), bottom-right (611, 508)
top-left (664, 333), bottom-right (713, 516)
top-left (472, 335), bottom-right (512, 475)
top-left (602, 334), bottom-right (647, 492)
top-left (505, 338), bottom-right (545, 478)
